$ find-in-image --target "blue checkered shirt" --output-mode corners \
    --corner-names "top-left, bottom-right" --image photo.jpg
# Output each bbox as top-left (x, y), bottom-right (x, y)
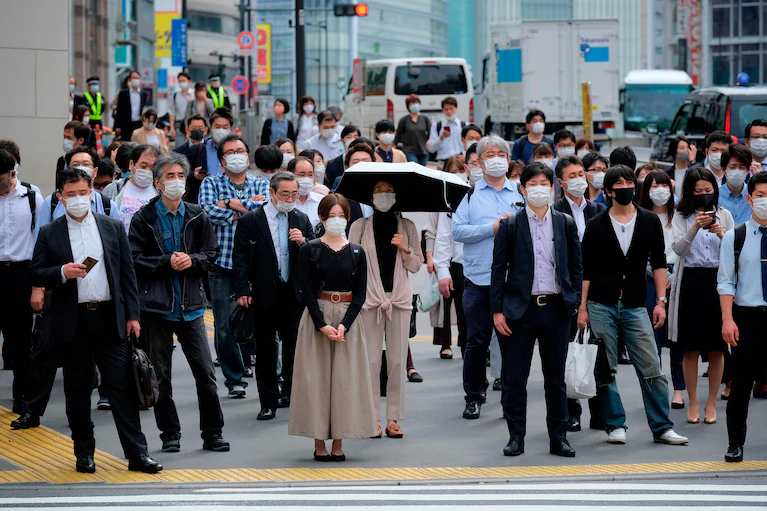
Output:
top-left (199, 173), bottom-right (270, 269)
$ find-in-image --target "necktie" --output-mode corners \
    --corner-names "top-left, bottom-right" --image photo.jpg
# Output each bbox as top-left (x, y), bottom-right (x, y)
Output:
top-left (278, 212), bottom-right (290, 282)
top-left (760, 227), bottom-right (767, 302)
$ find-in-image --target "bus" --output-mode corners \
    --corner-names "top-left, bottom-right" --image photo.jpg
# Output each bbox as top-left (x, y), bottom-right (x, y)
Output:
top-left (621, 70), bottom-right (693, 133)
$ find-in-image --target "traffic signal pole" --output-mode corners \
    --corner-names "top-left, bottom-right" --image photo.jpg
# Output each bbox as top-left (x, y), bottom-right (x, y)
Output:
top-left (295, 0), bottom-right (306, 100)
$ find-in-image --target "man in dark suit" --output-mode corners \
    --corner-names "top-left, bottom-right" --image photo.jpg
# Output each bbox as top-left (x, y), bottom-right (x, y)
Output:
top-left (174, 115), bottom-right (209, 204)
top-left (114, 70), bottom-right (148, 141)
top-left (29, 167), bottom-right (162, 474)
top-left (491, 162), bottom-right (582, 458)
top-left (233, 172), bottom-right (315, 420)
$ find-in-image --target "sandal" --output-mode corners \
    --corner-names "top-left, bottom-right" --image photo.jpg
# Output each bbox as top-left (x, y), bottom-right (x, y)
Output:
top-left (440, 349), bottom-right (453, 360)
top-left (385, 423), bottom-right (404, 438)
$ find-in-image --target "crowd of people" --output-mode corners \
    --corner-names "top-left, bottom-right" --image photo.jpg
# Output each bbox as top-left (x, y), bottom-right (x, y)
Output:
top-left (2, 83), bottom-right (767, 472)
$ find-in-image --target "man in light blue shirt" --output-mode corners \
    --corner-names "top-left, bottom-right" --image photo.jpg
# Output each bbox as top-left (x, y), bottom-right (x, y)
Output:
top-left (452, 135), bottom-right (525, 420)
top-left (718, 144), bottom-right (753, 226)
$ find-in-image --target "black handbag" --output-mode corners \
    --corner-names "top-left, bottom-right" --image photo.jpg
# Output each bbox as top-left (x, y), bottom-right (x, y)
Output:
top-left (130, 333), bottom-right (159, 409)
top-left (230, 302), bottom-right (255, 345)
top-left (590, 327), bottom-right (614, 387)
top-left (409, 294), bottom-right (419, 338)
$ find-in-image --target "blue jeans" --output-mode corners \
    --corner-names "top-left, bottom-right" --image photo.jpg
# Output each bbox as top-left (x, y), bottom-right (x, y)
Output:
top-left (208, 266), bottom-right (247, 391)
top-left (588, 301), bottom-right (674, 436)
top-left (406, 153), bottom-right (429, 166)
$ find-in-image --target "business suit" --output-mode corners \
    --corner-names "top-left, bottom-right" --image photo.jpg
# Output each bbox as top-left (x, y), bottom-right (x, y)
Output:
top-left (114, 88), bottom-right (147, 141)
top-left (232, 204), bottom-right (315, 412)
top-left (30, 213), bottom-right (149, 462)
top-left (491, 208), bottom-right (582, 442)
top-left (552, 196), bottom-right (606, 228)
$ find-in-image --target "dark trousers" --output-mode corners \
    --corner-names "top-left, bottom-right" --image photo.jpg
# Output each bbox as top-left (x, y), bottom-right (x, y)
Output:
top-left (727, 305), bottom-right (767, 446)
top-left (144, 313), bottom-right (224, 442)
top-left (462, 281), bottom-right (493, 402)
top-left (0, 262), bottom-right (33, 410)
top-left (433, 262), bottom-right (467, 350)
top-left (24, 362), bottom-right (99, 417)
top-left (64, 306), bottom-right (148, 459)
top-left (499, 295), bottom-right (570, 439)
top-left (253, 282), bottom-right (302, 410)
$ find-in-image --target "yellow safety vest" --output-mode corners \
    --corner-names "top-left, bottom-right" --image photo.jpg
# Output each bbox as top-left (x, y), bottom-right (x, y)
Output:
top-left (208, 87), bottom-right (226, 109)
top-left (83, 92), bottom-right (103, 121)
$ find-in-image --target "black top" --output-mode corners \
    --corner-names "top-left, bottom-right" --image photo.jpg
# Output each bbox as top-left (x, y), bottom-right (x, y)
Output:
top-left (395, 114), bottom-right (431, 155)
top-left (581, 206), bottom-right (667, 308)
top-left (299, 242), bottom-right (368, 331)
top-left (373, 210), bottom-right (398, 292)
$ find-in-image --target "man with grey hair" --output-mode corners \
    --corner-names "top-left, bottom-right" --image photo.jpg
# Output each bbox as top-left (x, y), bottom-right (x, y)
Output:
top-left (452, 135), bottom-right (525, 420)
top-left (128, 152), bottom-right (229, 454)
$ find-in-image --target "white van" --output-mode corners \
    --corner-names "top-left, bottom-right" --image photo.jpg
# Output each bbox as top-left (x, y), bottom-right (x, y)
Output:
top-left (343, 58), bottom-right (475, 140)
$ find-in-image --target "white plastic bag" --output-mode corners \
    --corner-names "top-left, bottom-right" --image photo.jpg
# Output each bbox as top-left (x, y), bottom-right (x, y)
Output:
top-left (418, 273), bottom-right (440, 313)
top-left (565, 327), bottom-right (599, 399)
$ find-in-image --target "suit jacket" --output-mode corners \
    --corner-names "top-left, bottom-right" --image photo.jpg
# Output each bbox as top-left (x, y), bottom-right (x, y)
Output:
top-left (30, 214), bottom-right (140, 345)
top-left (552, 196), bottom-right (606, 224)
top-left (232, 205), bottom-right (315, 312)
top-left (114, 88), bottom-right (147, 134)
top-left (175, 140), bottom-right (207, 203)
top-left (326, 154), bottom-right (345, 189)
top-left (490, 208), bottom-right (582, 321)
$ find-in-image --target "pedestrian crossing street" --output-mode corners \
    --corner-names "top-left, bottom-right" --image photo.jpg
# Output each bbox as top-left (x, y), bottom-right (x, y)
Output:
top-left (2, 483), bottom-right (767, 509)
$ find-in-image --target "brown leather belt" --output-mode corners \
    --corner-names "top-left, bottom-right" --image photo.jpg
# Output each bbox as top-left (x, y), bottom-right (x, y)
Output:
top-left (317, 292), bottom-right (353, 303)
top-left (78, 301), bottom-right (110, 311)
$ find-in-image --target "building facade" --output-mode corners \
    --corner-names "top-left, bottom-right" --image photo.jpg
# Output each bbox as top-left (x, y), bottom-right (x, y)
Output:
top-left (186, 0), bottom-right (241, 85)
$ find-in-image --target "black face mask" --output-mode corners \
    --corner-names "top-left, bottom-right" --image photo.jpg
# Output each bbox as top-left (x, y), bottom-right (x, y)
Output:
top-left (190, 130), bottom-right (204, 142)
top-left (612, 187), bottom-right (635, 206)
top-left (693, 193), bottom-right (714, 209)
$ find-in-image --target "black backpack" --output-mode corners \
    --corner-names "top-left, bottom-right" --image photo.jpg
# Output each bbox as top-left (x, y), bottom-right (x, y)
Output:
top-left (50, 190), bottom-right (111, 217)
top-left (19, 182), bottom-right (37, 232)
top-left (436, 120), bottom-right (466, 135)
top-left (733, 223), bottom-right (747, 284)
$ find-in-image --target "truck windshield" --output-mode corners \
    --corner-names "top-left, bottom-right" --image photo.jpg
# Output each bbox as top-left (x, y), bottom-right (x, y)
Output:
top-left (394, 65), bottom-right (468, 96)
top-left (624, 84), bottom-right (690, 131)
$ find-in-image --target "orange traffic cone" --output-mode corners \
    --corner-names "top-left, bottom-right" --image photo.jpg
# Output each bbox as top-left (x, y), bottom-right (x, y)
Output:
top-left (95, 125), bottom-right (104, 156)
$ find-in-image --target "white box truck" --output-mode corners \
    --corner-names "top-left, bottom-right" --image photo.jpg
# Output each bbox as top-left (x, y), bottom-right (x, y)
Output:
top-left (480, 19), bottom-right (620, 143)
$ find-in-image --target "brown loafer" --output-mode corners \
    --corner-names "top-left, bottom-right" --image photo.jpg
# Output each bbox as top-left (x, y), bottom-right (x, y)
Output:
top-left (385, 423), bottom-right (404, 438)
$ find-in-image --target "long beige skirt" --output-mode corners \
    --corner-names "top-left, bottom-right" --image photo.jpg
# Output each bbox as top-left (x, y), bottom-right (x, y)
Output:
top-left (288, 298), bottom-right (378, 440)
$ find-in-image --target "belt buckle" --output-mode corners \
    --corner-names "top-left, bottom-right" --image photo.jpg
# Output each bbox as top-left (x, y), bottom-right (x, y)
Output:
top-left (85, 302), bottom-right (99, 311)
top-left (536, 295), bottom-right (547, 307)
top-left (330, 292), bottom-right (342, 304)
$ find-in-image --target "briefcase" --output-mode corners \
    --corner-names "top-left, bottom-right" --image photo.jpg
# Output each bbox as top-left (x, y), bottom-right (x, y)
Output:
top-left (130, 333), bottom-right (159, 409)
top-left (230, 302), bottom-right (255, 345)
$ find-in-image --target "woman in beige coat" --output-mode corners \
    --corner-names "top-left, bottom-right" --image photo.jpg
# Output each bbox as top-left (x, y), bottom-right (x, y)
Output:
top-left (348, 179), bottom-right (424, 438)
top-left (130, 108), bottom-right (169, 153)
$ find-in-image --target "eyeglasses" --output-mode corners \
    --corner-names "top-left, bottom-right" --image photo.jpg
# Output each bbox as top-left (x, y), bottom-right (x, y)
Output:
top-left (749, 134), bottom-right (767, 140)
top-left (223, 149), bottom-right (249, 157)
top-left (276, 191), bottom-right (299, 200)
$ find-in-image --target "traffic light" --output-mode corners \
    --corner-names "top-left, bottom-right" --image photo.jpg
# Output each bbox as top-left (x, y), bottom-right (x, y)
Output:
top-left (334, 3), bottom-right (368, 16)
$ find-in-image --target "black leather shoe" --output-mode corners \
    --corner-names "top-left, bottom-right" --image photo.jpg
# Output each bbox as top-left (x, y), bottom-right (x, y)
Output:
top-left (567, 416), bottom-right (582, 432)
top-left (128, 454), bottom-right (163, 474)
top-left (75, 456), bottom-right (96, 473)
top-left (463, 401), bottom-right (481, 420)
top-left (277, 396), bottom-right (291, 408)
top-left (161, 436), bottom-right (180, 453)
top-left (725, 444), bottom-right (744, 463)
top-left (314, 451), bottom-right (332, 462)
top-left (331, 453), bottom-right (346, 462)
top-left (503, 436), bottom-right (524, 456)
top-left (10, 413), bottom-right (40, 430)
top-left (257, 408), bottom-right (276, 420)
top-left (492, 378), bottom-right (502, 391)
top-left (550, 437), bottom-right (576, 457)
top-left (203, 434), bottom-right (230, 452)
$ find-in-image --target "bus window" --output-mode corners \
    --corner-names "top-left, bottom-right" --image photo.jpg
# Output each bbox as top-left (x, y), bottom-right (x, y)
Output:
top-left (394, 65), bottom-right (468, 96)
top-left (366, 67), bottom-right (387, 96)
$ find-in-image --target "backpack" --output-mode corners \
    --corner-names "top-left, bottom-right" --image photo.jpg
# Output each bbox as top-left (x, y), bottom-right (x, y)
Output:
top-left (436, 120), bottom-right (466, 136)
top-left (50, 190), bottom-right (111, 217)
top-left (733, 223), bottom-right (747, 285)
top-left (19, 182), bottom-right (37, 232)
top-left (307, 238), bottom-right (362, 292)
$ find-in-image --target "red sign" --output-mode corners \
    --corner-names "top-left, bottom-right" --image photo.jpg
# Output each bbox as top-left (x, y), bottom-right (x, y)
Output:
top-left (687, 0), bottom-right (701, 86)
top-left (238, 31), bottom-right (255, 56)
top-left (231, 75), bottom-right (249, 95)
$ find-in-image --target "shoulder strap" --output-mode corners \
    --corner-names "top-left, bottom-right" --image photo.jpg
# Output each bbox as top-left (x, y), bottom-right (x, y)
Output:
top-left (460, 121), bottom-right (466, 128)
top-left (350, 243), bottom-right (362, 276)
top-left (504, 213), bottom-right (517, 282)
top-left (97, 190), bottom-right (111, 216)
top-left (51, 191), bottom-right (59, 216)
top-left (436, 121), bottom-right (442, 134)
top-left (733, 223), bottom-right (747, 285)
top-left (20, 182), bottom-right (36, 232)
top-left (518, 135), bottom-right (529, 158)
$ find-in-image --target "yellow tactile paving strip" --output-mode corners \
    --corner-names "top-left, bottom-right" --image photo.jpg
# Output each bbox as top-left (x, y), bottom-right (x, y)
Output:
top-left (1, 405), bottom-right (767, 485)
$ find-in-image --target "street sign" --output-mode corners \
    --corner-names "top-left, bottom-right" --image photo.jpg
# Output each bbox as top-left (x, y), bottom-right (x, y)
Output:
top-left (238, 31), bottom-right (255, 56)
top-left (255, 24), bottom-right (272, 83)
top-left (171, 18), bottom-right (188, 67)
top-left (231, 75), bottom-right (250, 95)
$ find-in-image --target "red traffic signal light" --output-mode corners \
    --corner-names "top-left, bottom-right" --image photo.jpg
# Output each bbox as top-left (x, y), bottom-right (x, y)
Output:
top-left (334, 3), bottom-right (368, 16)
top-left (355, 3), bottom-right (368, 16)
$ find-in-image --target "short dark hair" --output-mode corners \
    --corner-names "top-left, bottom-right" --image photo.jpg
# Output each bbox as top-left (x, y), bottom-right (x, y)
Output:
top-left (721, 143), bottom-right (753, 170)
top-left (553, 129), bottom-right (576, 145)
top-left (65, 121), bottom-right (91, 142)
top-left (704, 130), bottom-right (733, 149)
top-left (604, 165), bottom-right (637, 191)
top-left (57, 166), bottom-right (92, 188)
top-left (115, 142), bottom-right (137, 173)
top-left (677, 167), bottom-right (720, 217)
top-left (532, 142), bottom-right (554, 158)
top-left (317, 110), bottom-right (336, 124)
top-left (287, 155), bottom-right (313, 173)
top-left (269, 171), bottom-right (296, 191)
top-left (405, 94), bottom-right (420, 107)
top-left (525, 109), bottom-right (546, 123)
top-left (375, 119), bottom-right (395, 134)
top-left (318, 193), bottom-right (351, 221)
top-left (341, 125), bottom-right (361, 138)
top-left (667, 136), bottom-right (691, 159)
top-left (65, 145), bottom-right (98, 167)
top-left (344, 144), bottom-right (375, 168)
top-left (178, 71), bottom-right (191, 80)
top-left (583, 151), bottom-right (609, 171)
top-left (441, 97), bottom-right (458, 108)
top-left (638, 171), bottom-right (675, 226)
top-left (275, 98), bottom-right (290, 114)
top-left (209, 107), bottom-right (234, 127)
top-left (0, 140), bottom-right (21, 163)
top-left (131, 144), bottom-right (161, 165)
top-left (187, 114), bottom-right (208, 128)
top-left (299, 149), bottom-right (322, 163)
top-left (461, 124), bottom-right (482, 139)
top-left (609, 146), bottom-right (637, 170)
top-left (97, 157), bottom-right (116, 179)
top-left (254, 144), bottom-right (283, 172)
top-left (745, 119), bottom-right (767, 139)
top-left (349, 137), bottom-right (376, 151)
top-left (575, 137), bottom-right (596, 152)
top-left (0, 149), bottom-right (14, 174)
top-left (142, 108), bottom-right (158, 122)
top-left (275, 137), bottom-right (296, 152)
top-left (748, 169), bottom-right (767, 195)
top-left (465, 142), bottom-right (479, 161)
top-left (520, 161), bottom-right (554, 187)
top-left (216, 134), bottom-right (249, 161)
top-left (555, 155), bottom-right (583, 179)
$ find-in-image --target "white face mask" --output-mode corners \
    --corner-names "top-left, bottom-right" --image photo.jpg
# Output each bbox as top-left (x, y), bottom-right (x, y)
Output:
top-left (469, 167), bottom-right (484, 184)
top-left (133, 169), bottom-right (154, 188)
top-left (212, 128), bottom-right (231, 143)
top-left (303, 104), bottom-right (315, 114)
top-left (179, 81), bottom-right (190, 90)
top-left (372, 192), bottom-right (396, 212)
top-left (532, 122), bottom-right (545, 135)
top-left (224, 154), bottom-right (249, 174)
top-left (409, 103), bottom-right (421, 114)
top-left (379, 133), bottom-right (395, 145)
top-left (90, 85), bottom-right (99, 93)
top-left (63, 138), bottom-right (75, 153)
top-left (558, 146), bottom-right (575, 157)
top-left (321, 128), bottom-right (336, 140)
top-left (296, 177), bottom-right (314, 196)
top-left (69, 83), bottom-right (76, 93)
top-left (454, 172), bottom-right (470, 183)
top-left (590, 171), bottom-right (606, 190)
top-left (564, 177), bottom-right (588, 198)
top-left (325, 217), bottom-right (347, 236)
top-left (538, 158), bottom-right (554, 170)
top-left (708, 152), bottom-right (722, 169)
top-left (64, 194), bottom-right (91, 218)
top-left (752, 197), bottom-right (767, 220)
top-left (162, 179), bottom-right (185, 201)
top-left (445, 114), bottom-right (456, 123)
top-left (649, 187), bottom-right (671, 207)
top-left (483, 157), bottom-right (508, 178)
top-left (275, 199), bottom-right (296, 213)
top-left (83, 116), bottom-right (90, 124)
top-left (726, 169), bottom-right (748, 189)
top-left (525, 186), bottom-right (552, 208)
top-left (146, 122), bottom-right (155, 130)
top-left (750, 138), bottom-right (767, 158)
top-left (130, 78), bottom-right (141, 89)
top-left (576, 149), bottom-right (591, 159)
top-left (281, 153), bottom-right (295, 168)
top-left (314, 165), bottom-right (326, 183)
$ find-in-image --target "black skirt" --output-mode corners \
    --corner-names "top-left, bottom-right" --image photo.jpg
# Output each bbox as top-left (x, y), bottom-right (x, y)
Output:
top-left (678, 267), bottom-right (727, 353)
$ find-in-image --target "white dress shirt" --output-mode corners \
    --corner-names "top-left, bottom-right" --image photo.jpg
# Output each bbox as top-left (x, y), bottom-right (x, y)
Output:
top-left (673, 167), bottom-right (687, 200)
top-left (565, 195), bottom-right (587, 241)
top-left (263, 200), bottom-right (287, 273)
top-left (61, 210), bottom-right (111, 303)
top-left (130, 88), bottom-right (141, 121)
top-left (610, 211), bottom-right (637, 256)
top-left (294, 192), bottom-right (322, 229)
top-left (526, 206), bottom-right (561, 295)
top-left (684, 212), bottom-right (721, 268)
top-left (428, 117), bottom-right (465, 160)
top-left (305, 133), bottom-right (344, 161)
top-left (433, 212), bottom-right (464, 282)
top-left (0, 182), bottom-right (43, 262)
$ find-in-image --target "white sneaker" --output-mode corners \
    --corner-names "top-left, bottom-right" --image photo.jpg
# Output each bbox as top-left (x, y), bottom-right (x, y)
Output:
top-left (228, 386), bottom-right (246, 399)
top-left (607, 428), bottom-right (627, 444)
top-left (654, 429), bottom-right (689, 445)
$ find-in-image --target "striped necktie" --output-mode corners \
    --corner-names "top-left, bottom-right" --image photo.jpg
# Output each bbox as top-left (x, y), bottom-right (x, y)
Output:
top-left (278, 212), bottom-right (290, 282)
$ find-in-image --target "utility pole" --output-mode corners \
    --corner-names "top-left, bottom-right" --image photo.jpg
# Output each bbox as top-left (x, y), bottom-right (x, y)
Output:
top-left (295, 0), bottom-right (306, 99)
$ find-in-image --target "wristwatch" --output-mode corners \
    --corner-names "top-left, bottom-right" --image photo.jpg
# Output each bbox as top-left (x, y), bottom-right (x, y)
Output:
top-left (224, 198), bottom-right (231, 209)
top-left (656, 296), bottom-right (667, 304)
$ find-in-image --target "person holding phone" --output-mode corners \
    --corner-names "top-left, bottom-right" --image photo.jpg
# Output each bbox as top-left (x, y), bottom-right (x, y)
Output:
top-left (427, 97), bottom-right (465, 165)
top-left (670, 167), bottom-right (734, 425)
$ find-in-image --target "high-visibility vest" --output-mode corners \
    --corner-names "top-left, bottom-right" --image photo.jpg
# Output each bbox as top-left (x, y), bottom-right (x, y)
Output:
top-left (208, 87), bottom-right (226, 109)
top-left (83, 92), bottom-right (103, 121)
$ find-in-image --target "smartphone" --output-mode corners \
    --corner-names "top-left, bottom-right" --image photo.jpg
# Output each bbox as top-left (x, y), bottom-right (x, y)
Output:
top-left (82, 256), bottom-right (99, 274)
top-left (703, 209), bottom-right (717, 223)
top-left (443, 126), bottom-right (451, 134)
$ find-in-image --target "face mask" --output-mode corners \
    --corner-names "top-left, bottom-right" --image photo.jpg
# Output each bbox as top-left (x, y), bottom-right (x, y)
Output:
top-left (69, 84), bottom-right (75, 93)
top-left (130, 78), bottom-right (141, 89)
top-left (179, 81), bottom-right (190, 90)
top-left (224, 154), bottom-right (248, 174)
top-left (372, 192), bottom-right (396, 212)
top-left (133, 169), bottom-right (154, 188)
top-left (64, 195), bottom-right (91, 217)
top-left (275, 199), bottom-right (296, 213)
top-left (190, 129), bottom-right (204, 142)
top-left (146, 122), bottom-right (155, 130)
top-left (726, 169), bottom-right (748, 189)
top-left (63, 139), bottom-right (75, 153)
top-left (591, 171), bottom-right (605, 190)
top-left (693, 193), bottom-right (714, 209)
top-left (539, 158), bottom-right (554, 170)
top-left (558, 146), bottom-right (575, 157)
top-left (296, 177), bottom-right (314, 196)
top-left (83, 116), bottom-right (90, 124)
top-left (325, 217), bottom-right (347, 236)
top-left (708, 152), bottom-right (722, 169)
top-left (454, 172), bottom-right (470, 183)
top-left (469, 167), bottom-right (484, 184)
top-left (162, 179), bottom-right (185, 201)
top-left (525, 186), bottom-right (552, 208)
top-left (750, 138), bottom-right (767, 158)
top-left (314, 165), bottom-right (326, 183)
top-left (752, 197), bottom-right (767, 220)
top-left (281, 153), bottom-right (295, 168)
top-left (212, 128), bottom-right (230, 143)
top-left (303, 104), bottom-right (315, 114)
top-left (577, 149), bottom-right (591, 159)
top-left (409, 103), bottom-right (421, 114)
top-left (90, 85), bottom-right (99, 93)
top-left (676, 150), bottom-right (689, 163)
top-left (445, 114), bottom-right (456, 123)
top-left (210, 81), bottom-right (221, 89)
top-left (321, 128), bottom-right (336, 140)
top-left (649, 187), bottom-right (671, 207)
top-left (379, 133), bottom-right (395, 145)
top-left (483, 157), bottom-right (508, 178)
top-left (612, 188), bottom-right (634, 206)
top-left (532, 122), bottom-right (545, 135)
top-left (564, 177), bottom-right (588, 198)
